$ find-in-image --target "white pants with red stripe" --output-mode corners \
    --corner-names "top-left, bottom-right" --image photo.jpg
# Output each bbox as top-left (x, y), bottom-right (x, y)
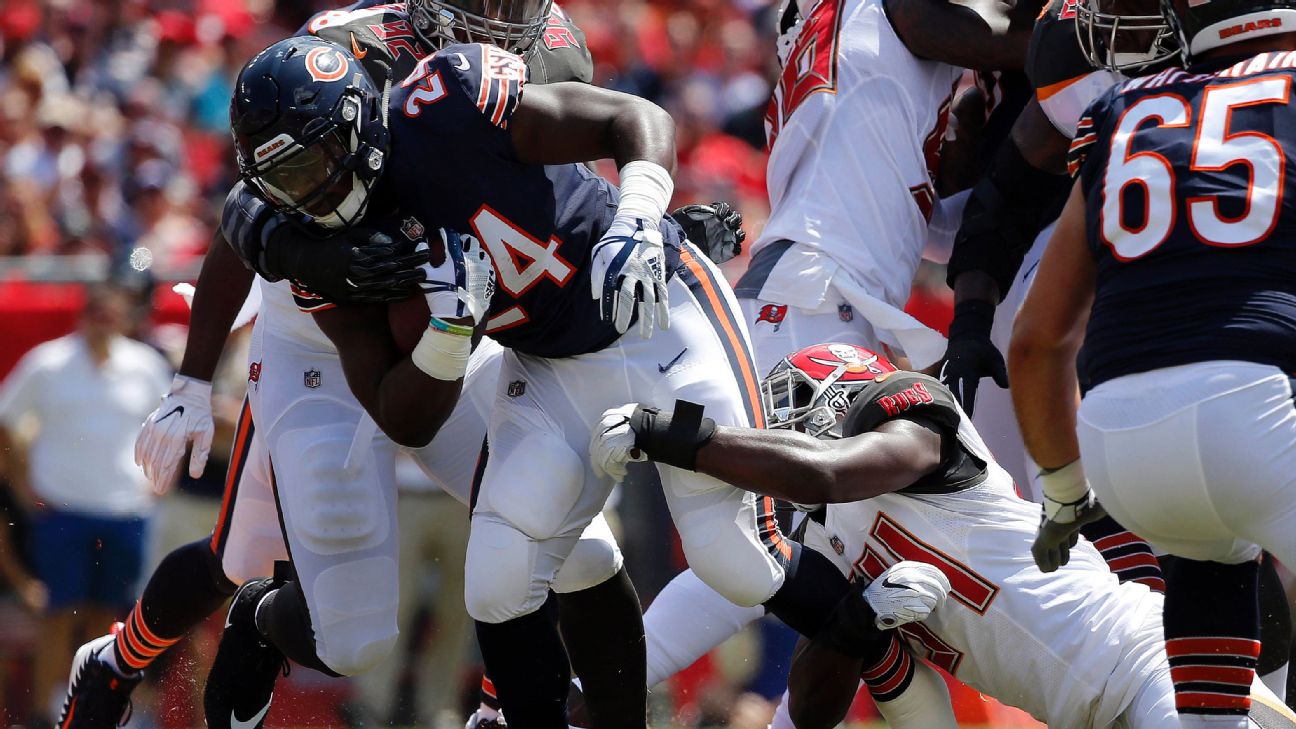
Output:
top-left (465, 249), bottom-right (789, 625)
top-left (213, 324), bottom-right (623, 675)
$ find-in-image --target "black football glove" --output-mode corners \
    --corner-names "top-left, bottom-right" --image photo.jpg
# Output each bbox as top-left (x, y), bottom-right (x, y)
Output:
top-left (263, 223), bottom-right (431, 304)
top-left (670, 202), bottom-right (746, 264)
top-left (938, 300), bottom-right (1008, 415)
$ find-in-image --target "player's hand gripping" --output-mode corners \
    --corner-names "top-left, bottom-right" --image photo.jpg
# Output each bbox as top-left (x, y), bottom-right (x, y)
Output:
top-left (263, 224), bottom-right (432, 304)
top-left (422, 228), bottom-right (496, 324)
top-left (669, 201), bottom-right (746, 265)
top-left (1032, 461), bottom-right (1107, 572)
top-left (590, 217), bottom-right (670, 337)
top-left (939, 300), bottom-right (1008, 415)
top-left (590, 404), bottom-right (646, 483)
top-left (864, 561), bottom-right (952, 629)
top-left (135, 375), bottom-right (214, 494)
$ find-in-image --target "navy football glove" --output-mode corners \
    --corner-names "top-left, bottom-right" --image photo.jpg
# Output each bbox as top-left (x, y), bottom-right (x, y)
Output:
top-left (939, 300), bottom-right (1008, 415)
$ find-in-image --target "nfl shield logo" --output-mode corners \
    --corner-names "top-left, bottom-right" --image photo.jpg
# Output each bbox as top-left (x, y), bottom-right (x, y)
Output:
top-left (304, 369), bottom-right (322, 389)
top-left (507, 380), bottom-right (526, 398)
top-left (401, 216), bottom-right (425, 241)
top-left (838, 304), bottom-right (854, 322)
top-left (830, 535), bottom-right (845, 555)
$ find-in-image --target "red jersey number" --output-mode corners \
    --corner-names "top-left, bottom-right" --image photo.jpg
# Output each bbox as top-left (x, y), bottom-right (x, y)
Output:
top-left (766, 0), bottom-right (844, 146)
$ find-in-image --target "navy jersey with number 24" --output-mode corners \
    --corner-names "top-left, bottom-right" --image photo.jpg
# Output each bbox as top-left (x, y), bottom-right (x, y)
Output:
top-left (1070, 52), bottom-right (1296, 386)
top-left (385, 43), bottom-right (684, 359)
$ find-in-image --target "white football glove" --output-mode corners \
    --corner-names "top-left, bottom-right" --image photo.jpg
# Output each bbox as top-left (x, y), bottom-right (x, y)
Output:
top-left (135, 375), bottom-right (214, 495)
top-left (590, 217), bottom-right (670, 338)
top-left (589, 403), bottom-right (646, 483)
top-left (423, 229), bottom-right (496, 324)
top-left (864, 560), bottom-right (951, 630)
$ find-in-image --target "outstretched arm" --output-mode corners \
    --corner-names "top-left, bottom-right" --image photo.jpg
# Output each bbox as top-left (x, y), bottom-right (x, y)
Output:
top-left (509, 82), bottom-right (676, 173)
top-left (591, 404), bottom-right (945, 504)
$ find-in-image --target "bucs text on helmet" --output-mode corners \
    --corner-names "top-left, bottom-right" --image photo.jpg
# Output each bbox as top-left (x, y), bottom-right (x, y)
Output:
top-left (407, 0), bottom-right (553, 56)
top-left (1076, 0), bottom-right (1179, 72)
top-left (1158, 0), bottom-right (1296, 61)
top-left (761, 343), bottom-right (899, 439)
top-left (230, 37), bottom-right (389, 230)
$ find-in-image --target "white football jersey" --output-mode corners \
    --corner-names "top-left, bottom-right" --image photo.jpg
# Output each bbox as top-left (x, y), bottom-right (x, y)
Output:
top-left (810, 411), bottom-right (1165, 728)
top-left (757, 0), bottom-right (963, 309)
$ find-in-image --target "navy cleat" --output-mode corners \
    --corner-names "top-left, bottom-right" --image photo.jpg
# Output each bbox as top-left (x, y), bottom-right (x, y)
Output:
top-left (204, 577), bottom-right (288, 729)
top-left (56, 627), bottom-right (141, 729)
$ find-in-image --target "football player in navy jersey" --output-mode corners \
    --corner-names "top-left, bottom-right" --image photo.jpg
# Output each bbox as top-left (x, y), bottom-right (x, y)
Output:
top-left (1011, 0), bottom-right (1296, 724)
top-left (50, 4), bottom-right (646, 729)
top-left (225, 36), bottom-right (885, 729)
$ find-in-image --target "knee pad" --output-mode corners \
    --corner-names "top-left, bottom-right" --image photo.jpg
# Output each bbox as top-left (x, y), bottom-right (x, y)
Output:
top-left (552, 514), bottom-right (624, 594)
top-left (310, 555), bottom-right (400, 676)
top-left (273, 423), bottom-right (391, 555)
top-left (481, 430), bottom-right (586, 541)
top-left (465, 514), bottom-right (574, 623)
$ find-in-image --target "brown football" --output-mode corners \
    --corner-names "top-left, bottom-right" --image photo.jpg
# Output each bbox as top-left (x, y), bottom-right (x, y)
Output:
top-left (388, 295), bottom-right (430, 354)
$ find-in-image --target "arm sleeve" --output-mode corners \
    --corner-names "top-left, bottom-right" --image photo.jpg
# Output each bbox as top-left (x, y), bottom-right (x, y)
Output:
top-left (946, 138), bottom-right (1072, 296)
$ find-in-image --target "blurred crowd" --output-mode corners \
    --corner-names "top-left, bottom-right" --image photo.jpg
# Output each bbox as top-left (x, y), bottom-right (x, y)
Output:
top-left (0, 0), bottom-right (776, 275)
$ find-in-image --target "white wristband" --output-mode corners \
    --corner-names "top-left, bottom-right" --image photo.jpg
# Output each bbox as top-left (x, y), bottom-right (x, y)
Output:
top-left (616, 160), bottom-right (674, 228)
top-left (410, 328), bottom-right (471, 381)
top-left (1038, 460), bottom-right (1089, 504)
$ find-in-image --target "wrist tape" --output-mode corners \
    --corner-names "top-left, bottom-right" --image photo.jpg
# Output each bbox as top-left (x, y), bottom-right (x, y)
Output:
top-left (410, 326), bottom-right (471, 381)
top-left (616, 161), bottom-right (674, 227)
top-left (631, 400), bottom-right (716, 471)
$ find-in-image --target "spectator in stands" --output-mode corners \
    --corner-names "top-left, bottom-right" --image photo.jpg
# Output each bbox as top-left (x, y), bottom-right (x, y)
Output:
top-left (0, 282), bottom-right (170, 728)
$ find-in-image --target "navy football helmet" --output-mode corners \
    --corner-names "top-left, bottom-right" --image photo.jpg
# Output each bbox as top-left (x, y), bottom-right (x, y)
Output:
top-left (1076, 0), bottom-right (1178, 72)
top-left (407, 0), bottom-right (553, 56)
top-left (1160, 0), bottom-right (1296, 61)
top-left (230, 37), bottom-right (389, 230)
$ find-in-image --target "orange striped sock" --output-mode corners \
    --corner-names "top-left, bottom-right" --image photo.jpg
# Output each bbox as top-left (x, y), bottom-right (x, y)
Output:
top-left (113, 601), bottom-right (182, 672)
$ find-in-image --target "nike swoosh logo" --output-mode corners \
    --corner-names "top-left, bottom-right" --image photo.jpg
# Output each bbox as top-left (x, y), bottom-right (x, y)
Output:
top-left (453, 52), bottom-right (470, 70)
top-left (658, 348), bottom-right (687, 373)
top-left (231, 701), bottom-right (272, 729)
top-left (156, 406), bottom-right (184, 423)
top-left (882, 576), bottom-right (916, 591)
top-left (350, 33), bottom-right (368, 59)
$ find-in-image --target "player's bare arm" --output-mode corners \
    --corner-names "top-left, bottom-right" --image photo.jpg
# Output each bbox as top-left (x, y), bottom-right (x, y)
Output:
top-left (591, 403), bottom-right (944, 504)
top-left (134, 232), bottom-right (252, 493)
top-left (695, 418), bottom-right (944, 504)
top-left (181, 234), bottom-right (255, 381)
top-left (509, 82), bottom-right (677, 172)
top-left (311, 304), bottom-right (464, 448)
top-left (886, 0), bottom-right (1039, 70)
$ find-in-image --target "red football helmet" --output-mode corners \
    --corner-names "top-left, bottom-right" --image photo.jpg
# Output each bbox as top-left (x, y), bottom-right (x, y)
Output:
top-left (761, 343), bottom-right (898, 438)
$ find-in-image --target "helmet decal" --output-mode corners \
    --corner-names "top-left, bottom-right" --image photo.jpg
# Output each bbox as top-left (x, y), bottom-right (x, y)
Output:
top-left (305, 47), bottom-right (350, 83)
top-left (761, 343), bottom-right (898, 438)
top-left (253, 133), bottom-right (294, 164)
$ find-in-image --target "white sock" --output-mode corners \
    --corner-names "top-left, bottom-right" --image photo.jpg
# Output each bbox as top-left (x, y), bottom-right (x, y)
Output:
top-left (1261, 663), bottom-right (1288, 703)
top-left (643, 568), bottom-right (764, 687)
top-left (874, 660), bottom-right (958, 729)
